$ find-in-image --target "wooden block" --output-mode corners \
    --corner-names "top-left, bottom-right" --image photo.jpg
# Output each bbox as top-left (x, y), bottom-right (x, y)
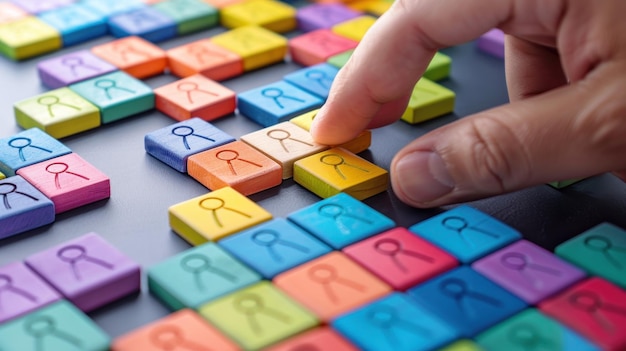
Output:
top-left (38, 3), bottom-right (108, 46)
top-left (108, 7), bottom-right (177, 42)
top-left (6, 0), bottom-right (73, 14)
top-left (168, 186), bottom-right (273, 244)
top-left (289, 29), bottom-right (358, 66)
top-left (17, 153), bottom-right (111, 214)
top-left (347, 0), bottom-right (391, 16)
top-left (210, 25), bottom-right (287, 71)
top-left (220, 0), bottom-right (297, 33)
top-left (327, 48), bottom-right (353, 68)
top-left (0, 176), bottom-right (55, 240)
top-left (201, 0), bottom-right (245, 9)
top-left (187, 140), bottom-right (283, 195)
top-left (37, 50), bottom-right (117, 89)
top-left (82, 0), bottom-right (146, 18)
top-left (266, 327), bottom-right (359, 351)
top-left (0, 171), bottom-right (5, 180)
top-left (293, 147), bottom-right (388, 200)
top-left (284, 63), bottom-right (339, 99)
top-left (0, 128), bottom-right (71, 177)
top-left (331, 15), bottom-right (377, 42)
top-left (401, 78), bottom-right (455, 124)
top-left (152, 0), bottom-right (219, 35)
top-left (167, 39), bottom-right (243, 80)
top-left (0, 16), bottom-right (61, 60)
top-left (91, 36), bottom-right (167, 79)
top-left (548, 178), bottom-right (583, 188)
top-left (424, 51), bottom-right (452, 81)
top-left (0, 3), bottom-right (28, 25)
top-left (477, 28), bottom-right (505, 59)
top-left (240, 121), bottom-right (328, 179)
top-left (154, 74), bottom-right (236, 122)
top-left (14, 87), bottom-right (101, 139)
top-left (441, 340), bottom-right (484, 351)
top-left (296, 3), bottom-right (361, 32)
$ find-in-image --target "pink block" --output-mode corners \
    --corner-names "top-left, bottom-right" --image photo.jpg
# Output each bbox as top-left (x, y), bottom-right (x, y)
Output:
top-left (17, 153), bottom-right (110, 214)
top-left (289, 29), bottom-right (358, 66)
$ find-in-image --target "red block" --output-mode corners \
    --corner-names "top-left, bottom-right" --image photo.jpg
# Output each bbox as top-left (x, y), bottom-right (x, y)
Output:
top-left (289, 29), bottom-right (358, 66)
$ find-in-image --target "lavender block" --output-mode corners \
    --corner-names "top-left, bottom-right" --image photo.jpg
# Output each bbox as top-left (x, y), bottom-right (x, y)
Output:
top-left (25, 232), bottom-right (141, 312)
top-left (296, 3), bottom-right (361, 32)
top-left (10, 0), bottom-right (74, 14)
top-left (477, 28), bottom-right (505, 59)
top-left (37, 50), bottom-right (117, 89)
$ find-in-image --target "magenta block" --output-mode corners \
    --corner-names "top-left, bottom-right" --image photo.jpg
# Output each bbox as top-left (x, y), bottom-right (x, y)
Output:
top-left (25, 232), bottom-right (141, 312)
top-left (472, 240), bottom-right (586, 304)
top-left (0, 262), bottom-right (61, 324)
top-left (37, 50), bottom-right (118, 89)
top-left (477, 28), bottom-right (505, 59)
top-left (296, 3), bottom-right (362, 32)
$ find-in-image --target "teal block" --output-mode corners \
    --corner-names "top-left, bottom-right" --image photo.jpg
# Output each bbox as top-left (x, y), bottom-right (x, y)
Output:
top-left (69, 71), bottom-right (154, 124)
top-left (153, 0), bottom-right (219, 35)
top-left (0, 128), bottom-right (71, 177)
top-left (0, 300), bottom-right (110, 351)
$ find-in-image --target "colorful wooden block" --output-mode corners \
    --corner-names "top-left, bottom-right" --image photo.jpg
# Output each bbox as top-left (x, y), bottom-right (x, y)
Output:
top-left (152, 0), bottom-right (219, 34)
top-left (112, 309), bottom-right (240, 351)
top-left (148, 242), bottom-right (261, 310)
top-left (288, 192), bottom-right (394, 249)
top-left (201, 0), bottom-right (246, 9)
top-left (293, 147), bottom-right (389, 200)
top-left (69, 70), bottom-right (154, 124)
top-left (25, 232), bottom-right (141, 312)
top-left (350, 0), bottom-right (392, 16)
top-left (168, 186), bottom-right (273, 244)
top-left (108, 6), bottom-right (177, 42)
top-left (14, 87), bottom-right (101, 139)
top-left (82, 0), bottom-right (146, 18)
top-left (407, 266), bottom-right (527, 337)
top-left (283, 63), bottom-right (339, 99)
top-left (220, 0), bottom-right (296, 33)
top-left (0, 128), bottom-right (71, 177)
top-left (477, 28), bottom-right (505, 59)
top-left (38, 3), bottom-right (108, 46)
top-left (331, 15), bottom-right (377, 42)
top-left (0, 300), bottom-right (110, 351)
top-left (332, 293), bottom-right (458, 351)
top-left (409, 205), bottom-right (521, 263)
top-left (0, 261), bottom-right (61, 324)
top-left (0, 16), bottom-right (61, 60)
top-left (296, 3), bottom-right (362, 32)
top-left (327, 49), bottom-right (353, 68)
top-left (289, 29), bottom-right (358, 66)
top-left (266, 327), bottom-right (359, 351)
top-left (0, 171), bottom-right (5, 180)
top-left (539, 277), bottom-right (626, 351)
top-left (9, 0), bottom-right (74, 14)
top-left (210, 25), bottom-right (288, 71)
top-left (0, 3), bottom-right (28, 24)
top-left (198, 281), bottom-right (318, 350)
top-left (401, 78), bottom-right (455, 124)
top-left (274, 251), bottom-right (392, 321)
top-left (187, 140), bottom-right (283, 195)
top-left (16, 153), bottom-right (110, 214)
top-left (472, 240), bottom-right (586, 304)
top-left (439, 340), bottom-right (484, 351)
top-left (556, 222), bottom-right (626, 289)
top-left (548, 178), bottom-right (584, 188)
top-left (166, 39), bottom-right (243, 80)
top-left (219, 218), bottom-right (331, 278)
top-left (344, 227), bottom-right (459, 291)
top-left (424, 52), bottom-right (452, 81)
top-left (238, 81), bottom-right (324, 127)
top-left (240, 121), bottom-right (328, 179)
top-left (37, 50), bottom-right (117, 89)
top-left (0, 176), bottom-right (55, 239)
top-left (91, 36), bottom-right (167, 79)
top-left (145, 117), bottom-right (236, 173)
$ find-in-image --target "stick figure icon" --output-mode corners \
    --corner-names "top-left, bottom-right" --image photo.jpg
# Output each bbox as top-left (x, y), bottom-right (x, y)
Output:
top-left (180, 253), bottom-right (237, 291)
top-left (440, 216), bottom-right (501, 247)
top-left (261, 88), bottom-right (305, 109)
top-left (374, 238), bottom-right (435, 272)
top-left (250, 229), bottom-right (309, 262)
top-left (8, 137), bottom-right (52, 162)
top-left (499, 252), bottom-right (561, 289)
top-left (24, 315), bottom-right (82, 351)
top-left (37, 95), bottom-right (80, 118)
top-left (317, 203), bottom-right (372, 235)
top-left (60, 56), bottom-right (101, 77)
top-left (111, 42), bottom-right (151, 63)
top-left (149, 325), bottom-right (212, 351)
top-left (584, 235), bottom-right (626, 270)
top-left (94, 79), bottom-right (135, 100)
top-left (266, 129), bottom-right (313, 153)
top-left (319, 153), bottom-right (369, 180)
top-left (198, 197), bottom-right (251, 228)
top-left (439, 278), bottom-right (501, 317)
top-left (187, 43), bottom-right (227, 64)
top-left (177, 82), bottom-right (217, 104)
top-left (307, 264), bottom-right (366, 304)
top-left (45, 162), bottom-right (90, 190)
top-left (0, 182), bottom-right (39, 210)
top-left (171, 126), bottom-right (215, 150)
top-left (215, 149), bottom-right (262, 176)
top-left (233, 293), bottom-right (290, 335)
top-left (0, 274), bottom-right (37, 307)
top-left (568, 290), bottom-right (626, 333)
top-left (56, 245), bottom-right (114, 281)
top-left (305, 70), bottom-right (333, 89)
top-left (367, 305), bottom-right (430, 347)
top-left (507, 323), bottom-right (556, 350)
top-left (310, 32), bottom-right (343, 51)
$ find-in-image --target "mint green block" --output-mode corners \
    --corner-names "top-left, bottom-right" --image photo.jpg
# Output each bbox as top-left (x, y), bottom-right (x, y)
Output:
top-left (148, 242), bottom-right (261, 311)
top-left (153, 0), bottom-right (219, 34)
top-left (327, 49), bottom-right (353, 68)
top-left (69, 71), bottom-right (154, 124)
top-left (0, 300), bottom-right (110, 351)
top-left (556, 222), bottom-right (626, 289)
top-left (548, 178), bottom-right (583, 188)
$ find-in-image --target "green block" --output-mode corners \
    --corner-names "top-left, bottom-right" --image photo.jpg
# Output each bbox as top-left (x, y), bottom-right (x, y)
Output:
top-left (439, 340), bottom-right (484, 351)
top-left (327, 49), bottom-right (353, 68)
top-left (401, 78), bottom-right (455, 124)
top-left (0, 300), bottom-right (110, 351)
top-left (153, 0), bottom-right (219, 35)
top-left (547, 178), bottom-right (583, 188)
top-left (424, 51), bottom-right (452, 81)
top-left (69, 71), bottom-right (154, 124)
top-left (0, 17), bottom-right (61, 60)
top-left (556, 222), bottom-right (626, 289)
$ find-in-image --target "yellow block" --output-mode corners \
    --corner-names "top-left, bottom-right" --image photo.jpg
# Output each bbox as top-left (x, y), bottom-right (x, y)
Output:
top-left (220, 0), bottom-right (297, 33)
top-left (198, 281), bottom-right (318, 350)
top-left (401, 78), bottom-right (455, 124)
top-left (347, 0), bottom-right (392, 15)
top-left (0, 171), bottom-right (5, 180)
top-left (294, 147), bottom-right (388, 200)
top-left (168, 186), bottom-right (273, 245)
top-left (438, 340), bottom-right (483, 351)
top-left (0, 17), bottom-right (61, 60)
top-left (331, 15), bottom-right (377, 42)
top-left (211, 25), bottom-right (288, 71)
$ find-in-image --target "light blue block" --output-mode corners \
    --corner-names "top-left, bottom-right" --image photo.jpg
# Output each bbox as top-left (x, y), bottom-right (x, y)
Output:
top-left (287, 193), bottom-right (395, 249)
top-left (0, 176), bottom-right (55, 240)
top-left (237, 81), bottom-right (323, 127)
top-left (144, 118), bottom-right (236, 173)
top-left (283, 63), bottom-right (339, 99)
top-left (81, 0), bottom-right (145, 18)
top-left (38, 4), bottom-right (108, 46)
top-left (108, 7), bottom-right (177, 43)
top-left (332, 293), bottom-right (458, 351)
top-left (407, 266), bottom-right (527, 338)
top-left (0, 128), bottom-right (71, 177)
top-left (409, 205), bottom-right (521, 263)
top-left (219, 218), bottom-right (332, 278)
top-left (147, 242), bottom-right (261, 311)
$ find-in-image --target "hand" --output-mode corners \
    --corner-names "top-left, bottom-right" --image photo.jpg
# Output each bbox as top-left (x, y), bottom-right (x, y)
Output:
top-left (310, 0), bottom-right (626, 208)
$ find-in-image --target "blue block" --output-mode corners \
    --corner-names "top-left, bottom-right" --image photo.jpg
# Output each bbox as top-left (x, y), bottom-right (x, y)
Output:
top-left (81, 0), bottom-right (146, 18)
top-left (287, 193), bottom-right (395, 249)
top-left (0, 128), bottom-right (72, 177)
top-left (219, 218), bottom-right (332, 278)
top-left (237, 81), bottom-right (323, 127)
top-left (332, 293), bottom-right (458, 351)
top-left (108, 7), bottom-right (177, 42)
top-left (0, 176), bottom-right (55, 240)
top-left (409, 205), bottom-right (521, 263)
top-left (144, 118), bottom-right (236, 173)
top-left (407, 266), bottom-right (527, 338)
top-left (283, 63), bottom-right (339, 99)
top-left (38, 4), bottom-right (108, 46)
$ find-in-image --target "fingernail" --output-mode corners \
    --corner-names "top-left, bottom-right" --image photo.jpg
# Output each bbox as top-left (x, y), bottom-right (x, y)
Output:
top-left (395, 151), bottom-right (455, 203)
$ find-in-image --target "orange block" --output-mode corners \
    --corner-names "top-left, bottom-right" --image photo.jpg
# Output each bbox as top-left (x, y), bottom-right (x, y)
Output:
top-left (154, 74), bottom-right (236, 121)
top-left (167, 39), bottom-right (243, 80)
top-left (266, 327), bottom-right (358, 351)
top-left (289, 29), bottom-right (358, 66)
top-left (273, 251), bottom-right (391, 321)
top-left (91, 36), bottom-right (167, 79)
top-left (187, 140), bottom-right (282, 195)
top-left (112, 309), bottom-right (239, 351)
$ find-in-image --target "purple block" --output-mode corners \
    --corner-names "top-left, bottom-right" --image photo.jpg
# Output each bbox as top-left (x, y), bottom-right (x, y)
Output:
top-left (37, 50), bottom-right (118, 89)
top-left (11, 0), bottom-right (74, 14)
top-left (25, 232), bottom-right (141, 312)
top-left (296, 3), bottom-right (362, 32)
top-left (472, 240), bottom-right (586, 304)
top-left (0, 262), bottom-right (61, 323)
top-left (477, 28), bottom-right (505, 59)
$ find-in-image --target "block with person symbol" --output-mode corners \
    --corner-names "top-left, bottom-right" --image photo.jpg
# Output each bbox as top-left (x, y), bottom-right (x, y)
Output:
top-left (288, 29), bottom-right (358, 66)
top-left (283, 63), bottom-right (339, 99)
top-left (0, 176), bottom-right (55, 240)
top-left (0, 128), bottom-right (71, 177)
top-left (266, 327), bottom-right (359, 351)
top-left (166, 38), bottom-right (243, 80)
top-left (37, 50), bottom-right (117, 89)
top-left (38, 3), bottom-right (108, 47)
top-left (151, 0), bottom-right (219, 35)
top-left (91, 36), bottom-right (167, 79)
top-left (210, 25), bottom-right (287, 71)
top-left (107, 6), bottom-right (177, 42)
top-left (220, 0), bottom-right (297, 33)
top-left (331, 15), bottom-right (377, 42)
top-left (0, 16), bottom-right (61, 60)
